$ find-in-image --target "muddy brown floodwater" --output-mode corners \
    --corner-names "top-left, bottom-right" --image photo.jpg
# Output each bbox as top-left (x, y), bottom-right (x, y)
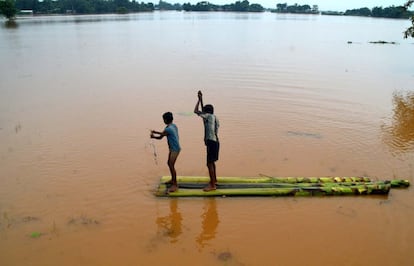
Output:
top-left (1, 12), bottom-right (414, 266)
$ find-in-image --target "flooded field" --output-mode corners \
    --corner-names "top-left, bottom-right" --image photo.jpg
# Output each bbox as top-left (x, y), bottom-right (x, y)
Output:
top-left (0, 12), bottom-right (414, 265)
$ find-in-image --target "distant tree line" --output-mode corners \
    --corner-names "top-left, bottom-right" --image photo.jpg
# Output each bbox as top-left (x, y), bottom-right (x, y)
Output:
top-left (2, 0), bottom-right (265, 16)
top-left (0, 0), bottom-right (17, 19)
top-left (13, 0), bottom-right (154, 15)
top-left (157, 0), bottom-right (182, 11)
top-left (181, 1), bottom-right (264, 12)
top-left (344, 5), bottom-right (413, 18)
top-left (273, 3), bottom-right (319, 14)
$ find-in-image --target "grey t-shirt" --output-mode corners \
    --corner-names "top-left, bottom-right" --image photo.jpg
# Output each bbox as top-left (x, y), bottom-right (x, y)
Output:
top-left (199, 113), bottom-right (219, 142)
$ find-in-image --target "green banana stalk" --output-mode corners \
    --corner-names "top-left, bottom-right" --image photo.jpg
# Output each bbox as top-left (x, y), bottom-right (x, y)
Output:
top-left (159, 176), bottom-right (410, 188)
top-left (155, 182), bottom-right (391, 197)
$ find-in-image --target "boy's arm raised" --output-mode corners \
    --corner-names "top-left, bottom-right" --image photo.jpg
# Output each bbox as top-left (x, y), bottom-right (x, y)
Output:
top-left (194, 90), bottom-right (204, 115)
top-left (198, 90), bottom-right (204, 108)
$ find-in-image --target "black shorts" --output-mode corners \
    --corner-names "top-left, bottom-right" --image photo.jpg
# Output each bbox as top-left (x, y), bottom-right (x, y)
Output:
top-left (205, 140), bottom-right (219, 163)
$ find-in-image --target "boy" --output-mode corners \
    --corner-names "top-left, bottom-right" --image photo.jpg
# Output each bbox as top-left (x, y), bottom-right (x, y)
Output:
top-left (151, 112), bottom-right (181, 193)
top-left (194, 91), bottom-right (220, 192)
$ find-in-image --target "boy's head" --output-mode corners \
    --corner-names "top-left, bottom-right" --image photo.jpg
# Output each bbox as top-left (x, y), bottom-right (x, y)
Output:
top-left (162, 112), bottom-right (173, 124)
top-left (203, 104), bottom-right (214, 114)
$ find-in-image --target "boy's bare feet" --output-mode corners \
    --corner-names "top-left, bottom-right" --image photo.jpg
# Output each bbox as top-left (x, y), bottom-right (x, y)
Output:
top-left (168, 184), bottom-right (178, 193)
top-left (203, 184), bottom-right (216, 192)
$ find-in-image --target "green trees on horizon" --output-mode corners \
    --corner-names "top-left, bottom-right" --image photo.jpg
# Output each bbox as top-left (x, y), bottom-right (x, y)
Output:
top-left (273, 2), bottom-right (412, 19)
top-left (274, 3), bottom-right (319, 14)
top-left (0, 0), bottom-right (17, 19)
top-left (158, 0), bottom-right (182, 11)
top-left (6, 0), bottom-right (264, 15)
top-left (182, 1), bottom-right (264, 12)
top-left (12, 0), bottom-right (154, 15)
top-left (344, 5), bottom-right (412, 18)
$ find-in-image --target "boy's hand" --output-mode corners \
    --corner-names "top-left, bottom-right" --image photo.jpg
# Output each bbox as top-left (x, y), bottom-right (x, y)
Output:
top-left (198, 90), bottom-right (203, 100)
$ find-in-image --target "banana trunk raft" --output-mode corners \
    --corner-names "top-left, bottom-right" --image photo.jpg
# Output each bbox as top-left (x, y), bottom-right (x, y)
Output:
top-left (155, 176), bottom-right (410, 197)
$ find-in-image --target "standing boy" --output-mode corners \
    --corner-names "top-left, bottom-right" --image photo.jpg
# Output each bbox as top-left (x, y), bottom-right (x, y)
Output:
top-left (151, 112), bottom-right (181, 193)
top-left (194, 91), bottom-right (220, 191)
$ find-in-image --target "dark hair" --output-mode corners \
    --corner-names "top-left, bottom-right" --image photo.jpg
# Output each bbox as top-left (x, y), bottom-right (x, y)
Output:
top-left (203, 104), bottom-right (214, 114)
top-left (162, 112), bottom-right (173, 124)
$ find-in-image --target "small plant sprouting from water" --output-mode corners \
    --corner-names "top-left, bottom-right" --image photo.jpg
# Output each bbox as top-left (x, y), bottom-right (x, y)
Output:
top-left (30, 232), bottom-right (42, 239)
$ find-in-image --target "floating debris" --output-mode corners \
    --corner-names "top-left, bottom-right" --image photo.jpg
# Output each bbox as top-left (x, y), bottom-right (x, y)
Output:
top-left (217, 251), bottom-right (233, 262)
top-left (0, 213), bottom-right (40, 229)
top-left (336, 206), bottom-right (357, 218)
top-left (369, 40), bottom-right (398, 45)
top-left (22, 216), bottom-right (40, 223)
top-left (68, 215), bottom-right (100, 226)
top-left (15, 123), bottom-right (22, 133)
top-left (2, 212), bottom-right (12, 228)
top-left (286, 131), bottom-right (322, 139)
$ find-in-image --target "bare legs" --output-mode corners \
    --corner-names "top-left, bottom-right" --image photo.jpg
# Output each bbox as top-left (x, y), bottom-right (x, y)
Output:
top-left (167, 151), bottom-right (179, 193)
top-left (204, 162), bottom-right (217, 191)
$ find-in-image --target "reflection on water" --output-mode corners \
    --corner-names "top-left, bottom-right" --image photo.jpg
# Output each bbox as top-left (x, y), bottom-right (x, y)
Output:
top-left (11, 13), bottom-right (156, 26)
top-left (3, 20), bottom-right (18, 29)
top-left (155, 198), bottom-right (219, 248)
top-left (156, 199), bottom-right (182, 243)
top-left (382, 91), bottom-right (414, 153)
top-left (196, 199), bottom-right (219, 250)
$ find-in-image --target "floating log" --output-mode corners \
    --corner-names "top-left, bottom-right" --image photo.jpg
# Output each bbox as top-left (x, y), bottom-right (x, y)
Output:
top-left (159, 176), bottom-right (372, 184)
top-left (159, 176), bottom-right (409, 188)
top-left (154, 176), bottom-right (409, 197)
top-left (155, 183), bottom-right (391, 197)
top-left (170, 181), bottom-right (399, 189)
